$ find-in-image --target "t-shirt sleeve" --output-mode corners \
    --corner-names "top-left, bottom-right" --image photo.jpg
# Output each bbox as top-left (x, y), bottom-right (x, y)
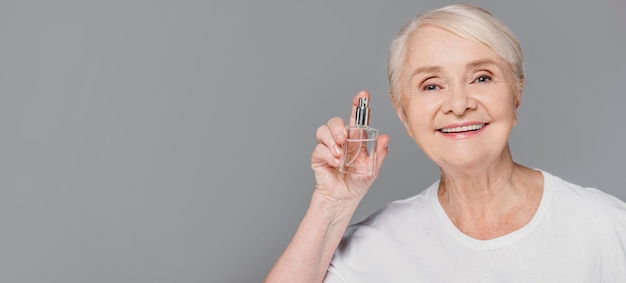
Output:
top-left (323, 265), bottom-right (346, 283)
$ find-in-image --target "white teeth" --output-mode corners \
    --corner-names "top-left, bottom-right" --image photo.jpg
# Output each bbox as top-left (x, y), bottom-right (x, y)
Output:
top-left (440, 124), bottom-right (484, 133)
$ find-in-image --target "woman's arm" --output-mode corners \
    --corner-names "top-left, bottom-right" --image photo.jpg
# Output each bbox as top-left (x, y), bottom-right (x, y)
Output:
top-left (264, 91), bottom-right (389, 283)
top-left (263, 192), bottom-right (363, 283)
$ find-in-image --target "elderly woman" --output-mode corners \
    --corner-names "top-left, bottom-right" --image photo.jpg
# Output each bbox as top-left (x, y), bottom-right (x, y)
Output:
top-left (265, 3), bottom-right (626, 282)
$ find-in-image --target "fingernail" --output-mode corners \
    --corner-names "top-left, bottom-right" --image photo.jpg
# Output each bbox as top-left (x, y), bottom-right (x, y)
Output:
top-left (334, 145), bottom-right (342, 155)
top-left (338, 131), bottom-right (346, 140)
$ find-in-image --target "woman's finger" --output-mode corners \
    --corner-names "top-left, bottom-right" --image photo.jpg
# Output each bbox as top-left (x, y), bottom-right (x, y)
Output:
top-left (372, 134), bottom-right (390, 177)
top-left (316, 123), bottom-right (342, 157)
top-left (311, 143), bottom-right (340, 168)
top-left (326, 117), bottom-right (347, 149)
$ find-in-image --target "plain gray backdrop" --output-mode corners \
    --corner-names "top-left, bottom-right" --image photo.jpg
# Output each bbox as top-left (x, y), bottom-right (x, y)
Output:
top-left (0, 0), bottom-right (624, 282)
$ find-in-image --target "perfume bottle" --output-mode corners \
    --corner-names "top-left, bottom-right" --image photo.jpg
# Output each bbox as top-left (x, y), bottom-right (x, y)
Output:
top-left (339, 98), bottom-right (379, 176)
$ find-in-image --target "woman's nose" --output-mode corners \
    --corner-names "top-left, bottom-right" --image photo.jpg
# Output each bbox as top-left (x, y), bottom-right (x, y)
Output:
top-left (441, 86), bottom-right (476, 115)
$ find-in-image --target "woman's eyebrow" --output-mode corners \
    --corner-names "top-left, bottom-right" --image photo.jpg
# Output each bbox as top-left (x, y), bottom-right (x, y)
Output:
top-left (466, 58), bottom-right (502, 70)
top-left (410, 66), bottom-right (442, 78)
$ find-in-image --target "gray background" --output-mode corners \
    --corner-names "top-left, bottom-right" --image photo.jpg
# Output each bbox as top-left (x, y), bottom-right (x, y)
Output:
top-left (0, 0), bottom-right (624, 282)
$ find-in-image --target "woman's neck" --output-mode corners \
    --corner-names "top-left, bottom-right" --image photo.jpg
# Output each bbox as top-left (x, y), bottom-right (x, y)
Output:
top-left (437, 151), bottom-right (543, 240)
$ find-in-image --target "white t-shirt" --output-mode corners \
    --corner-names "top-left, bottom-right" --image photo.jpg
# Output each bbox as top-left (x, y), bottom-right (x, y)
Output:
top-left (325, 171), bottom-right (626, 282)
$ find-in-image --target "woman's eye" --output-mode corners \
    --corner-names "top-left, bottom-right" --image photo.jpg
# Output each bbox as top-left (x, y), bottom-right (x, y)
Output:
top-left (475, 75), bottom-right (491, 83)
top-left (423, 84), bottom-right (438, 91)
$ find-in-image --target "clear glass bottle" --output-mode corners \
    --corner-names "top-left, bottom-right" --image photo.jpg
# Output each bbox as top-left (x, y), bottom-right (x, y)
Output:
top-left (339, 98), bottom-right (379, 176)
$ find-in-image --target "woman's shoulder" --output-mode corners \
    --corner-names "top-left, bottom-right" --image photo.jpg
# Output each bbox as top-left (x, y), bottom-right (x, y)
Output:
top-left (545, 170), bottom-right (626, 208)
top-left (331, 182), bottom-right (441, 275)
top-left (543, 170), bottom-right (626, 224)
top-left (355, 181), bottom-right (439, 229)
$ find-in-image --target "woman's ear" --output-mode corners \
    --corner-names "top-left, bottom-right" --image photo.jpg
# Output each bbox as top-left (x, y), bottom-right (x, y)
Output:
top-left (513, 79), bottom-right (524, 126)
top-left (515, 79), bottom-right (524, 109)
top-left (396, 106), bottom-right (413, 138)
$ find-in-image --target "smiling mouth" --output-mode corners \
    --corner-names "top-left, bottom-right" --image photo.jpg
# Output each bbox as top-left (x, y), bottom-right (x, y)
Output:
top-left (439, 123), bottom-right (486, 133)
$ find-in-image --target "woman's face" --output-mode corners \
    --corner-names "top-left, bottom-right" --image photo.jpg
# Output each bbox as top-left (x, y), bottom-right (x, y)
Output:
top-left (398, 25), bottom-right (522, 171)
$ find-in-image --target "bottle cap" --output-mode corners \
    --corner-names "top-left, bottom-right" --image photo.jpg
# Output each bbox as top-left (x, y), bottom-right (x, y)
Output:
top-left (355, 98), bottom-right (370, 126)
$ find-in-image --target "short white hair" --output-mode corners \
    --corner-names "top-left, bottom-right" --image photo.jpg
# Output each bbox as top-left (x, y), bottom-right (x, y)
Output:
top-left (388, 3), bottom-right (524, 109)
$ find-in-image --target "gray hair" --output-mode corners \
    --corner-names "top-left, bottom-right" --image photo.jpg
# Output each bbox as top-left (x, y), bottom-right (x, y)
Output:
top-left (388, 3), bottom-right (524, 109)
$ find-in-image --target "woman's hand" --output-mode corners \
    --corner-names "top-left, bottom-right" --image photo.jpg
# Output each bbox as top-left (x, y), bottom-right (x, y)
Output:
top-left (265, 91), bottom-right (389, 283)
top-left (311, 91), bottom-right (390, 205)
